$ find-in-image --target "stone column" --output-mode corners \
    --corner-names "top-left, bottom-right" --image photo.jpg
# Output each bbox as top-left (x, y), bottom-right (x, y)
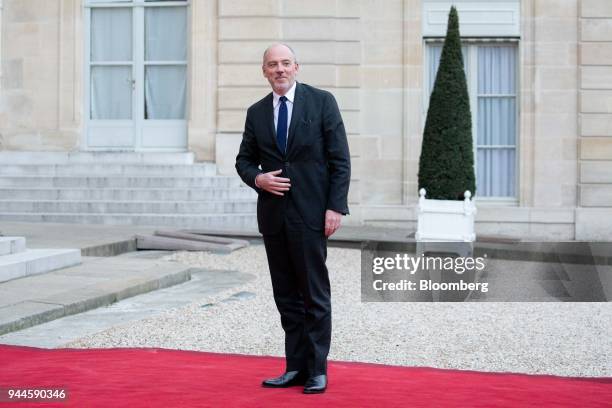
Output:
top-left (576, 0), bottom-right (612, 239)
top-left (530, 0), bottom-right (579, 209)
top-left (0, 0), bottom-right (3, 90)
top-left (188, 0), bottom-right (218, 162)
top-left (403, 0), bottom-right (423, 206)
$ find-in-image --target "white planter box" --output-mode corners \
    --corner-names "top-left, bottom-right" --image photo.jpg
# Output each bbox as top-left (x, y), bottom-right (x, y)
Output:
top-left (415, 188), bottom-right (477, 242)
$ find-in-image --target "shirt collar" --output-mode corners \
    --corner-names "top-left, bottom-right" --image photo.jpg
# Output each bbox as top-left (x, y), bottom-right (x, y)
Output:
top-left (272, 81), bottom-right (297, 107)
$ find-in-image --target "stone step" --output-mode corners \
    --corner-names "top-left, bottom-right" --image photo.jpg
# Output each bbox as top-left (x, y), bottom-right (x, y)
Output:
top-left (0, 187), bottom-right (256, 201)
top-left (146, 230), bottom-right (250, 253)
top-left (0, 248), bottom-right (82, 283)
top-left (0, 151), bottom-right (195, 165)
top-left (0, 163), bottom-right (217, 177)
top-left (467, 279), bottom-right (569, 301)
top-left (0, 213), bottom-right (258, 230)
top-left (0, 176), bottom-right (243, 188)
top-left (0, 200), bottom-right (257, 214)
top-left (470, 297), bottom-right (573, 302)
top-left (135, 235), bottom-right (242, 253)
top-left (454, 258), bottom-right (605, 301)
top-left (0, 254), bottom-right (191, 335)
top-left (0, 237), bottom-right (27, 256)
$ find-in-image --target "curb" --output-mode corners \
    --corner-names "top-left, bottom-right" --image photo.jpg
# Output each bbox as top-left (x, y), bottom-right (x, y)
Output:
top-left (81, 239), bottom-right (137, 257)
top-left (0, 267), bottom-right (191, 336)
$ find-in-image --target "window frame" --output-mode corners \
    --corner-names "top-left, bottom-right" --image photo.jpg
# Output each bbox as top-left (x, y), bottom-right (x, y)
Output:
top-left (423, 38), bottom-right (520, 204)
top-left (83, 0), bottom-right (190, 151)
top-left (85, 0), bottom-right (189, 6)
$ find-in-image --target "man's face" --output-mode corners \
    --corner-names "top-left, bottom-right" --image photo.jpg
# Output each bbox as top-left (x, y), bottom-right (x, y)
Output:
top-left (262, 45), bottom-right (299, 95)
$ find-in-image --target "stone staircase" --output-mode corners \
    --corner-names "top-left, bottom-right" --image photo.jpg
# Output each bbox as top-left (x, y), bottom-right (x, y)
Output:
top-left (0, 152), bottom-right (257, 230)
top-left (0, 236), bottom-right (81, 283)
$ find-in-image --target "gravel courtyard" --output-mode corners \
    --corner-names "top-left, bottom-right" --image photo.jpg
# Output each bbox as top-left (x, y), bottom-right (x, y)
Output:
top-left (67, 244), bottom-right (612, 377)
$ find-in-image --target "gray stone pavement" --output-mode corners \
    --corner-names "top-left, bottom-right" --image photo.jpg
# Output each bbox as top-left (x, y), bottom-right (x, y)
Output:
top-left (0, 221), bottom-right (411, 340)
top-left (1, 221), bottom-right (610, 354)
top-left (0, 251), bottom-right (194, 336)
top-left (0, 220), bottom-right (413, 251)
top-left (1, 221), bottom-right (164, 255)
top-left (0, 259), bottom-right (254, 348)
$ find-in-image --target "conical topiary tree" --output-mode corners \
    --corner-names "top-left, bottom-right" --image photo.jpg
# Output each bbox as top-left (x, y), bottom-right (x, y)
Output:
top-left (418, 6), bottom-right (475, 200)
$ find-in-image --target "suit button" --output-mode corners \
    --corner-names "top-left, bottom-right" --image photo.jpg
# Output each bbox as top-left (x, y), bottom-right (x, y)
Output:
top-left (284, 161), bottom-right (290, 167)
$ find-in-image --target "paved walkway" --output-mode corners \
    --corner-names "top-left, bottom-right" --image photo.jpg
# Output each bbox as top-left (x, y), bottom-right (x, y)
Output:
top-left (0, 221), bottom-right (412, 337)
top-left (1, 222), bottom-right (610, 377)
top-left (1, 221), bottom-right (413, 250)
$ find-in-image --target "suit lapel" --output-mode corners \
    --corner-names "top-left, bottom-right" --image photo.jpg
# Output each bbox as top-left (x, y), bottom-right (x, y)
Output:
top-left (286, 83), bottom-right (305, 156)
top-left (262, 93), bottom-right (281, 155)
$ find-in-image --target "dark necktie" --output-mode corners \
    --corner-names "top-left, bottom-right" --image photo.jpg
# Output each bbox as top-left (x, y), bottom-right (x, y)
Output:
top-left (277, 96), bottom-right (288, 154)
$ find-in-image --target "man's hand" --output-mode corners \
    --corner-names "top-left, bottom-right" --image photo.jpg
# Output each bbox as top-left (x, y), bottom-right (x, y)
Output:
top-left (255, 169), bottom-right (291, 196)
top-left (325, 209), bottom-right (342, 237)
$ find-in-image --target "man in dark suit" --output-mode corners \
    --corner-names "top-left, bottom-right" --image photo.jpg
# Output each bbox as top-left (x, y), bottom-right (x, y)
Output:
top-left (235, 43), bottom-right (350, 394)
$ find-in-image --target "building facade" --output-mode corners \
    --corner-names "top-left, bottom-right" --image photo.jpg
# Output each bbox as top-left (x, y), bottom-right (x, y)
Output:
top-left (1, 0), bottom-right (611, 239)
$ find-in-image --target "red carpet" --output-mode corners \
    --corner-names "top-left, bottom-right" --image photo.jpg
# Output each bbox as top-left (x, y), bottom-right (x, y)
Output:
top-left (0, 345), bottom-right (610, 407)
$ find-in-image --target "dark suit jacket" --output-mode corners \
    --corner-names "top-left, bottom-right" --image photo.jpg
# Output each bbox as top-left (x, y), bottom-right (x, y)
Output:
top-left (236, 82), bottom-right (351, 235)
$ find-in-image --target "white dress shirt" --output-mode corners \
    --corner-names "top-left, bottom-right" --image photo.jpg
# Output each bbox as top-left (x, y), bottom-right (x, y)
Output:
top-left (254, 81), bottom-right (297, 188)
top-left (272, 81), bottom-right (296, 144)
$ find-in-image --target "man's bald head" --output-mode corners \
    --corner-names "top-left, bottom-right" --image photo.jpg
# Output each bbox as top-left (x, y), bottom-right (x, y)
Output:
top-left (263, 43), bottom-right (298, 65)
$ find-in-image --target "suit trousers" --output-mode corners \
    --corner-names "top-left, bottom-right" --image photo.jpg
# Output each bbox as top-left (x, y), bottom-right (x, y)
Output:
top-left (262, 197), bottom-right (331, 376)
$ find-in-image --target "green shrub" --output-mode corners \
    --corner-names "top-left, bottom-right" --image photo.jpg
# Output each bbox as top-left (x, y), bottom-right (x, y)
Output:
top-left (418, 6), bottom-right (475, 200)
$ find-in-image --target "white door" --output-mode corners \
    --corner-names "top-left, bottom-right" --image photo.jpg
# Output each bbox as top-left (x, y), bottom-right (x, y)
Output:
top-left (84, 0), bottom-right (189, 151)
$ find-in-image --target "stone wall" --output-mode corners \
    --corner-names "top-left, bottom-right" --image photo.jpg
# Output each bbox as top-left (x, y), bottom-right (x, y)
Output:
top-left (1, 0), bottom-right (610, 239)
top-left (576, 0), bottom-right (612, 239)
top-left (359, 0), bottom-right (580, 239)
top-left (0, 0), bottom-right (81, 151)
top-left (214, 0), bottom-right (411, 228)
top-left (529, 0), bottom-right (578, 210)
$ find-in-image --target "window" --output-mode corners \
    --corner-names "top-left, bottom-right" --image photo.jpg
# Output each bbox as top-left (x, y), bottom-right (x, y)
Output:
top-left (426, 41), bottom-right (518, 199)
top-left (144, 5), bottom-right (187, 119)
top-left (85, 0), bottom-right (189, 150)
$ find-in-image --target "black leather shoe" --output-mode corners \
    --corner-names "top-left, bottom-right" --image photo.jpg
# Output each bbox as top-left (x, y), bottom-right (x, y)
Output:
top-left (303, 374), bottom-right (327, 394)
top-left (262, 371), bottom-right (308, 388)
